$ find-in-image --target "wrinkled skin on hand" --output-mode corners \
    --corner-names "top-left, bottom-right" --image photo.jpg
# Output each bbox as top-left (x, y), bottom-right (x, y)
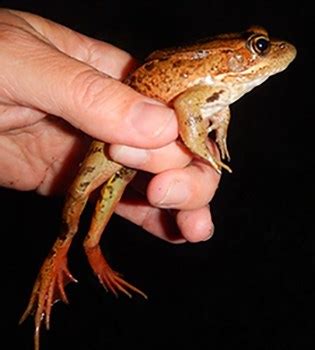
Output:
top-left (0, 8), bottom-right (218, 243)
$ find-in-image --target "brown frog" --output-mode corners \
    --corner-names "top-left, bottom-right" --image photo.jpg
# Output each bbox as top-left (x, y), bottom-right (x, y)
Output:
top-left (20, 26), bottom-right (296, 350)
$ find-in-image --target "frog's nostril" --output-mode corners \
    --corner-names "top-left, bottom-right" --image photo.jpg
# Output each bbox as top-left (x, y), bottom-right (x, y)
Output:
top-left (280, 42), bottom-right (287, 49)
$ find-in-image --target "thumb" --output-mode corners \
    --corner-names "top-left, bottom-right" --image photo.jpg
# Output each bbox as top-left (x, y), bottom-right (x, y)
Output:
top-left (2, 26), bottom-right (177, 148)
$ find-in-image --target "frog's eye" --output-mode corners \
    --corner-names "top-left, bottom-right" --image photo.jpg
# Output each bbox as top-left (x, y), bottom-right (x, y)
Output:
top-left (247, 35), bottom-right (270, 55)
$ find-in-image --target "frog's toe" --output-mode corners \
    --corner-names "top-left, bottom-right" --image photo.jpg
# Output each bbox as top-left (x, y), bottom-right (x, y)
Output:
top-left (219, 160), bottom-right (232, 173)
top-left (98, 267), bottom-right (147, 299)
top-left (209, 156), bottom-right (232, 174)
top-left (85, 246), bottom-right (147, 299)
top-left (220, 144), bottom-right (230, 161)
top-left (20, 252), bottom-right (77, 350)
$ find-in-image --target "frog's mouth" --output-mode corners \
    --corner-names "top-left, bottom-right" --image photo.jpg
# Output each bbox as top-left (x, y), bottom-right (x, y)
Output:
top-left (272, 42), bottom-right (296, 69)
top-left (257, 41), bottom-right (297, 76)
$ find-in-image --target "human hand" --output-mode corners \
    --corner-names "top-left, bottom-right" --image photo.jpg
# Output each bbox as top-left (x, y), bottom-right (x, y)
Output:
top-left (0, 9), bottom-right (220, 243)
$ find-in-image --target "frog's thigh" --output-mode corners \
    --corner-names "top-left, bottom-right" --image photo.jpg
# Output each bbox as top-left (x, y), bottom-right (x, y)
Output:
top-left (84, 166), bottom-right (136, 249)
top-left (62, 141), bottom-right (122, 238)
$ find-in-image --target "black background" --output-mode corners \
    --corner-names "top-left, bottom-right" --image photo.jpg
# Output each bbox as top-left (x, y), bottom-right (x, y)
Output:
top-left (1, 1), bottom-right (313, 349)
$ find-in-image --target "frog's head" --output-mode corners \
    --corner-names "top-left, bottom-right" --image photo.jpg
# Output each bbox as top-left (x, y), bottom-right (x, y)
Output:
top-left (238, 26), bottom-right (295, 73)
top-left (220, 26), bottom-right (296, 82)
top-left (213, 26), bottom-right (296, 98)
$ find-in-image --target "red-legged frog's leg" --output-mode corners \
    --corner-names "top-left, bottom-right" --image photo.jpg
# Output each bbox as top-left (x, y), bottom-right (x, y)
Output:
top-left (20, 141), bottom-right (122, 350)
top-left (83, 166), bottom-right (147, 299)
top-left (207, 107), bottom-right (231, 161)
top-left (173, 85), bottom-right (232, 174)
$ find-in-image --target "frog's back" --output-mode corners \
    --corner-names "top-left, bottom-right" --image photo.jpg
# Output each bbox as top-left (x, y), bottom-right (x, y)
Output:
top-left (126, 25), bottom-right (296, 104)
top-left (145, 29), bottom-right (254, 61)
top-left (125, 27), bottom-right (261, 102)
top-left (126, 43), bottom-right (225, 103)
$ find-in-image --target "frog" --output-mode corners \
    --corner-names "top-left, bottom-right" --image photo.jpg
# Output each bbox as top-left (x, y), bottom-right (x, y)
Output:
top-left (20, 26), bottom-right (296, 350)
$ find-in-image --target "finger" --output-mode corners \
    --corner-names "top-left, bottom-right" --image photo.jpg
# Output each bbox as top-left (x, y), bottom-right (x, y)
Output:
top-left (0, 22), bottom-right (177, 148)
top-left (0, 105), bottom-right (44, 132)
top-left (115, 188), bottom-right (186, 243)
top-left (109, 141), bottom-right (192, 173)
top-left (116, 189), bottom-right (214, 243)
top-left (176, 206), bottom-right (215, 242)
top-left (147, 160), bottom-right (221, 210)
top-left (110, 137), bottom-right (223, 177)
top-left (8, 9), bottom-right (137, 79)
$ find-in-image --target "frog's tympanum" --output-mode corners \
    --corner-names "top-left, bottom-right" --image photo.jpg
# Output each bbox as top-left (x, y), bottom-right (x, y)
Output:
top-left (20, 27), bottom-right (296, 350)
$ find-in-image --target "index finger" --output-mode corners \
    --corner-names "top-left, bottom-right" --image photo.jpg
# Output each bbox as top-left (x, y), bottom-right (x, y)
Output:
top-left (7, 9), bottom-right (137, 79)
top-left (0, 11), bottom-right (178, 148)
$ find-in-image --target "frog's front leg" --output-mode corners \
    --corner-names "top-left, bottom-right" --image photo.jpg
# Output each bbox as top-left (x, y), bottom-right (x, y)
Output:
top-left (20, 141), bottom-right (122, 350)
top-left (83, 166), bottom-right (147, 299)
top-left (173, 85), bottom-right (232, 173)
top-left (208, 107), bottom-right (231, 161)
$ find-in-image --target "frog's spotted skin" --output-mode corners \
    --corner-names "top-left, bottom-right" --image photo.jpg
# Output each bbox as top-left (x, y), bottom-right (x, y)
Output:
top-left (20, 26), bottom-right (296, 350)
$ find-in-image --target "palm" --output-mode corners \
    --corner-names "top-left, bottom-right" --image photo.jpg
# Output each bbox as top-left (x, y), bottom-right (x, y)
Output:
top-left (0, 106), bottom-right (90, 194)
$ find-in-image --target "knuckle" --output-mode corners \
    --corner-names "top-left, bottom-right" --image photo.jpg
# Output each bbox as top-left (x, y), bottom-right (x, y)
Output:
top-left (0, 23), bottom-right (26, 45)
top-left (68, 69), bottom-right (121, 114)
top-left (70, 70), bottom-right (106, 107)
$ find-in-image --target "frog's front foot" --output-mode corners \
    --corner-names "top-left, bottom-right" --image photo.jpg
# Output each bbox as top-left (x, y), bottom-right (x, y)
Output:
top-left (20, 240), bottom-right (77, 350)
top-left (215, 134), bottom-right (230, 161)
top-left (85, 246), bottom-right (147, 299)
top-left (207, 107), bottom-right (231, 162)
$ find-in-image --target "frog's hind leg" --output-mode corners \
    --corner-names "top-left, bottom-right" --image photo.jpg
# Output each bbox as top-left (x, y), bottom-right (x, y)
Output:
top-left (20, 141), bottom-right (122, 350)
top-left (83, 166), bottom-right (147, 299)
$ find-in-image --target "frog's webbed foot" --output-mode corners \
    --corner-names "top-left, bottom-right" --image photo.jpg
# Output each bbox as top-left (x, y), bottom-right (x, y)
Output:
top-left (85, 245), bottom-right (147, 299)
top-left (20, 141), bottom-right (130, 350)
top-left (19, 240), bottom-right (77, 350)
top-left (83, 167), bottom-right (147, 300)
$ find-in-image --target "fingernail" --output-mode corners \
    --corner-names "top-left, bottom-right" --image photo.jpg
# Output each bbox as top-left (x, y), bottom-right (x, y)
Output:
top-left (132, 102), bottom-right (176, 138)
top-left (203, 224), bottom-right (215, 241)
top-left (155, 179), bottom-right (189, 208)
top-left (110, 145), bottom-right (149, 167)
